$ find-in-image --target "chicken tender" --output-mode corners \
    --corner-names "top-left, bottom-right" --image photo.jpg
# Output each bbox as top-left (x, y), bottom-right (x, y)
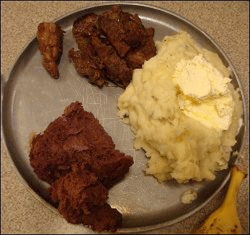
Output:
top-left (37, 22), bottom-right (64, 79)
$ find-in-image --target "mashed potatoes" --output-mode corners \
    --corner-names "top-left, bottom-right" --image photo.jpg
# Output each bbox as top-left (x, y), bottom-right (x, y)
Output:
top-left (117, 31), bottom-right (243, 183)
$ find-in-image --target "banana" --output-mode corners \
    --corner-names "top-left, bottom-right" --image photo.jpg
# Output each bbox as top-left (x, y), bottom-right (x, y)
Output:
top-left (195, 165), bottom-right (246, 234)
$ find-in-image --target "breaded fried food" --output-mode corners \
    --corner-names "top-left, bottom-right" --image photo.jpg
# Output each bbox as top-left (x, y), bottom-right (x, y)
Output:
top-left (37, 22), bottom-right (64, 79)
top-left (69, 5), bottom-right (156, 88)
top-left (72, 13), bottom-right (101, 51)
top-left (91, 36), bottom-right (132, 88)
top-left (69, 13), bottom-right (107, 87)
top-left (68, 48), bottom-right (107, 87)
top-left (125, 27), bottom-right (156, 69)
top-left (98, 5), bottom-right (147, 57)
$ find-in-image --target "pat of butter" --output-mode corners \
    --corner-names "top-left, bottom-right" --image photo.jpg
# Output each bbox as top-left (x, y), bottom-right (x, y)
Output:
top-left (173, 54), bottom-right (234, 131)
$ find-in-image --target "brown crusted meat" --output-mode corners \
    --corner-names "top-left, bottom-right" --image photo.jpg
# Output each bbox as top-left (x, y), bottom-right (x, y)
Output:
top-left (37, 22), bottom-right (64, 79)
top-left (69, 13), bottom-right (107, 87)
top-left (29, 101), bottom-right (133, 232)
top-left (98, 5), bottom-right (147, 57)
top-left (69, 5), bottom-right (156, 88)
top-left (68, 48), bottom-right (107, 87)
top-left (91, 36), bottom-right (132, 88)
top-left (50, 165), bottom-right (122, 232)
top-left (72, 13), bottom-right (101, 51)
top-left (126, 27), bottom-right (156, 69)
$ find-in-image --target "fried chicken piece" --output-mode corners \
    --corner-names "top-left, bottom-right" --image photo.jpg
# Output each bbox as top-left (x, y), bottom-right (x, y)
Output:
top-left (72, 13), bottom-right (101, 51)
top-left (69, 13), bottom-right (107, 87)
top-left (125, 27), bottom-right (157, 69)
top-left (69, 6), bottom-right (156, 88)
top-left (37, 22), bottom-right (64, 79)
top-left (98, 5), bottom-right (148, 57)
top-left (91, 36), bottom-right (132, 88)
top-left (98, 6), bottom-right (130, 58)
top-left (68, 48), bottom-right (107, 87)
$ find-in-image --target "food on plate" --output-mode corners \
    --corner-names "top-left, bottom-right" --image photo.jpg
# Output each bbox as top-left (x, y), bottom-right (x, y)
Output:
top-left (98, 5), bottom-right (155, 63)
top-left (118, 31), bottom-right (243, 183)
top-left (29, 101), bottom-right (133, 231)
top-left (90, 35), bottom-right (133, 88)
top-left (125, 27), bottom-right (156, 69)
top-left (37, 22), bottom-right (64, 79)
top-left (68, 48), bottom-right (107, 88)
top-left (69, 13), bottom-right (107, 87)
top-left (195, 165), bottom-right (246, 234)
top-left (50, 164), bottom-right (122, 232)
top-left (181, 189), bottom-right (198, 204)
top-left (69, 5), bottom-right (156, 88)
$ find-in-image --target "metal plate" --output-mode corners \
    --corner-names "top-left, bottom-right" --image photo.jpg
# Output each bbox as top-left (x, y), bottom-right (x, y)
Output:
top-left (1, 2), bottom-right (246, 233)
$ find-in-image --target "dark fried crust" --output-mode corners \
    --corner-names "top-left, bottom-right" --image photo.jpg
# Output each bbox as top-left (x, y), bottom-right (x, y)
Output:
top-left (68, 48), bottom-right (107, 87)
top-left (91, 36), bottom-right (132, 88)
top-left (69, 5), bottom-right (156, 88)
top-left (37, 22), bottom-right (64, 79)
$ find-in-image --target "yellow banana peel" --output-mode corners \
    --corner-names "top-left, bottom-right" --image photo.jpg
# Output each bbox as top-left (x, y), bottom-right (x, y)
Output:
top-left (195, 165), bottom-right (246, 234)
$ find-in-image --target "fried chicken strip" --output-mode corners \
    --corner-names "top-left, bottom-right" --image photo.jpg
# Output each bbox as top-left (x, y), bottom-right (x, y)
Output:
top-left (69, 6), bottom-right (156, 88)
top-left (125, 27), bottom-right (156, 69)
top-left (91, 36), bottom-right (132, 88)
top-left (68, 48), bottom-right (107, 88)
top-left (37, 22), bottom-right (64, 79)
top-left (69, 13), bottom-right (108, 87)
top-left (98, 5), bottom-right (148, 57)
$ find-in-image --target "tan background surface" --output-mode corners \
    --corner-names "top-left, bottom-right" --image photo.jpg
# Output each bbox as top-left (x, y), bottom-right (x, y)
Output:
top-left (1, 1), bottom-right (249, 234)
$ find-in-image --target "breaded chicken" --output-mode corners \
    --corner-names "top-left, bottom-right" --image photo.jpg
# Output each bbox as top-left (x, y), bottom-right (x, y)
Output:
top-left (37, 22), bottom-right (64, 79)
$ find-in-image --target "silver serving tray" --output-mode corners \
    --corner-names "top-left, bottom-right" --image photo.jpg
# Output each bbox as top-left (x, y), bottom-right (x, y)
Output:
top-left (1, 2), bottom-right (246, 233)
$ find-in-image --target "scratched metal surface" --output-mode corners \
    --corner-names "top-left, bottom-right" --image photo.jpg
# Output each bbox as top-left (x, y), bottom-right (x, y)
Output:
top-left (1, 3), bottom-right (246, 233)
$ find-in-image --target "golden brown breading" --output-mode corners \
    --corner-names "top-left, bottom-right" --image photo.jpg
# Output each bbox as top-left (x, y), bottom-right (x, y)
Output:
top-left (37, 22), bottom-right (64, 79)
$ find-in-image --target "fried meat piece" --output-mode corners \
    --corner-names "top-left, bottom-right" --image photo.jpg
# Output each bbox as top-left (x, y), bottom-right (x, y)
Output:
top-left (125, 27), bottom-right (156, 69)
top-left (69, 13), bottom-right (108, 87)
top-left (98, 6), bottom-right (129, 57)
top-left (68, 48), bottom-right (107, 87)
top-left (37, 22), bottom-right (64, 79)
top-left (69, 6), bottom-right (156, 88)
top-left (72, 13), bottom-right (101, 51)
top-left (91, 36), bottom-right (132, 88)
top-left (98, 5), bottom-right (147, 57)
